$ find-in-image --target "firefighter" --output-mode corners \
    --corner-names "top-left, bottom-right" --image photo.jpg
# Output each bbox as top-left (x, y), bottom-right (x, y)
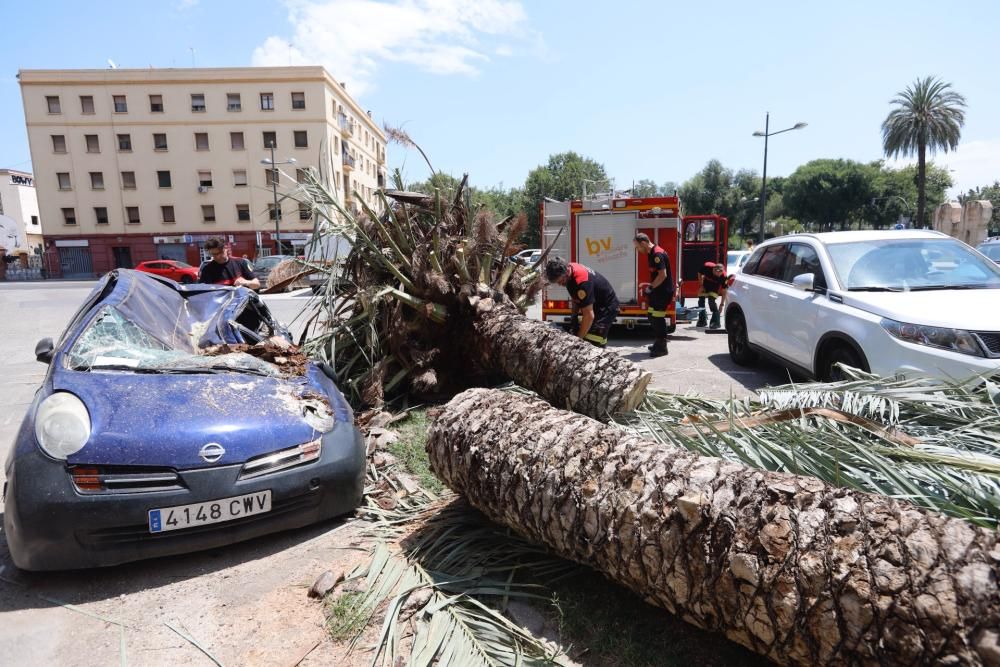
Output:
top-left (632, 233), bottom-right (673, 357)
top-left (544, 257), bottom-right (620, 347)
top-left (696, 261), bottom-right (731, 329)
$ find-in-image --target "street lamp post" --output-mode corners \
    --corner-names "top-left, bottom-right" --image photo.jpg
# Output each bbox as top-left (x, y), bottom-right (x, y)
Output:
top-left (753, 113), bottom-right (807, 244)
top-left (260, 145), bottom-right (297, 255)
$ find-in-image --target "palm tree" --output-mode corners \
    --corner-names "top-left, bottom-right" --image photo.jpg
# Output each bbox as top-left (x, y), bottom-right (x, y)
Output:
top-left (882, 76), bottom-right (966, 228)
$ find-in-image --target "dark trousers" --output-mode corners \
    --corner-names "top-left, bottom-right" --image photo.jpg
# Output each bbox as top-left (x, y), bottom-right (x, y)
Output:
top-left (572, 301), bottom-right (619, 347)
top-left (647, 290), bottom-right (671, 338)
top-left (697, 294), bottom-right (720, 314)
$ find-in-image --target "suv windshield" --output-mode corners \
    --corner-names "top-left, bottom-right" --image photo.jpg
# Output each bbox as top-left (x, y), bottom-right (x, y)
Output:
top-left (67, 307), bottom-right (278, 376)
top-left (826, 238), bottom-right (1000, 291)
top-left (977, 243), bottom-right (1000, 262)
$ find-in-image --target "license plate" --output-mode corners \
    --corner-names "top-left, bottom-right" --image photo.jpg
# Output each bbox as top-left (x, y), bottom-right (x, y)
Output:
top-left (148, 490), bottom-right (271, 533)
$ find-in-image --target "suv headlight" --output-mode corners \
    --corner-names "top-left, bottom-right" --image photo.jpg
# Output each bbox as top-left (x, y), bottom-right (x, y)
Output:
top-left (34, 392), bottom-right (92, 459)
top-left (880, 318), bottom-right (985, 357)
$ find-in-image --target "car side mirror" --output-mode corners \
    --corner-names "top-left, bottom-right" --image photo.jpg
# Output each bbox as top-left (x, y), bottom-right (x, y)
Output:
top-left (792, 273), bottom-right (815, 291)
top-left (35, 337), bottom-right (55, 364)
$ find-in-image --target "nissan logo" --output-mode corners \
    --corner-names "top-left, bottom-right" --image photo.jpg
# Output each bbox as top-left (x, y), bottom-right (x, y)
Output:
top-left (199, 442), bottom-right (226, 463)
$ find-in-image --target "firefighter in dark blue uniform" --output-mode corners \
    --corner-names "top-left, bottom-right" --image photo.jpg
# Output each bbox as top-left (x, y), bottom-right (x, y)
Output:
top-left (544, 257), bottom-right (620, 347)
top-left (633, 233), bottom-right (673, 357)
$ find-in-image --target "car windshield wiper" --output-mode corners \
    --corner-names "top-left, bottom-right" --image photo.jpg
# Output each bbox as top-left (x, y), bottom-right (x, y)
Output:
top-left (847, 286), bottom-right (904, 292)
top-left (907, 284), bottom-right (995, 291)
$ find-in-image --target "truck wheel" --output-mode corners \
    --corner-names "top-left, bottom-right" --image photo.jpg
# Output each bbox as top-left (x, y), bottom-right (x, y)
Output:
top-left (727, 311), bottom-right (757, 366)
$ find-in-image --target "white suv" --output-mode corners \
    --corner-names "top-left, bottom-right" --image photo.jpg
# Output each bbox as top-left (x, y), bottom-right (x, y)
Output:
top-left (725, 230), bottom-right (1000, 381)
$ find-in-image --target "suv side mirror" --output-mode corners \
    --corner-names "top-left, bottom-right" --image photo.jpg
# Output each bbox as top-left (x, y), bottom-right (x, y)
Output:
top-left (35, 337), bottom-right (55, 364)
top-left (792, 273), bottom-right (815, 292)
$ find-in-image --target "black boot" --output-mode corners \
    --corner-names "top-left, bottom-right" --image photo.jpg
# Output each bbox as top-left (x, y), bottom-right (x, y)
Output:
top-left (709, 312), bottom-right (721, 329)
top-left (696, 310), bottom-right (708, 327)
top-left (649, 338), bottom-right (668, 357)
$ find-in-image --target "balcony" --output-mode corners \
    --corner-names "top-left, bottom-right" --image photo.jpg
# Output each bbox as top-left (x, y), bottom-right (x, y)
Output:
top-left (339, 114), bottom-right (355, 137)
top-left (342, 152), bottom-right (355, 171)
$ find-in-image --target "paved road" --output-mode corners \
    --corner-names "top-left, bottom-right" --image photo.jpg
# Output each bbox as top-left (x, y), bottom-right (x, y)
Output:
top-left (0, 280), bottom-right (789, 665)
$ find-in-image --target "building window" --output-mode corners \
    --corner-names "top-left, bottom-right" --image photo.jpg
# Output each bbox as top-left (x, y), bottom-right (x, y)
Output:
top-left (291, 92), bottom-right (305, 109)
top-left (80, 95), bottom-right (94, 114)
top-left (117, 134), bottom-right (132, 151)
top-left (262, 131), bottom-right (277, 148)
top-left (30, 215), bottom-right (39, 226)
top-left (90, 172), bottom-right (104, 190)
top-left (126, 207), bottom-right (141, 224)
top-left (195, 132), bottom-right (209, 151)
top-left (233, 169), bottom-right (247, 187)
top-left (334, 137), bottom-right (339, 153)
top-left (95, 207), bottom-right (109, 225)
top-left (264, 168), bottom-right (277, 187)
top-left (268, 203), bottom-right (280, 220)
top-left (230, 131), bottom-right (245, 150)
top-left (113, 95), bottom-right (128, 113)
top-left (162, 205), bottom-right (175, 223)
top-left (191, 93), bottom-right (206, 112)
top-left (294, 130), bottom-right (308, 148)
top-left (157, 170), bottom-right (172, 188)
top-left (62, 208), bottom-right (76, 225)
top-left (236, 204), bottom-right (250, 221)
top-left (202, 205), bottom-right (216, 222)
top-left (149, 94), bottom-right (164, 112)
top-left (260, 92), bottom-right (274, 111)
top-left (57, 172), bottom-right (71, 190)
top-left (198, 170), bottom-right (213, 188)
top-left (299, 203), bottom-right (310, 220)
top-left (52, 135), bottom-right (66, 153)
top-left (227, 93), bottom-right (241, 111)
top-left (295, 168), bottom-right (306, 183)
top-left (122, 171), bottom-right (136, 189)
top-left (85, 135), bottom-right (100, 153)
top-left (46, 96), bottom-right (61, 113)
top-left (153, 133), bottom-right (168, 151)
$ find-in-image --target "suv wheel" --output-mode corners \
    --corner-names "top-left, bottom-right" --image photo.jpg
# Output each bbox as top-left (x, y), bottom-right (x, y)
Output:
top-left (821, 343), bottom-right (867, 382)
top-left (727, 311), bottom-right (757, 366)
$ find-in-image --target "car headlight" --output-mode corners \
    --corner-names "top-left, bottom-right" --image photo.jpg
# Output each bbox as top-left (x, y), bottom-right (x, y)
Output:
top-left (34, 392), bottom-right (92, 459)
top-left (880, 318), bottom-right (985, 357)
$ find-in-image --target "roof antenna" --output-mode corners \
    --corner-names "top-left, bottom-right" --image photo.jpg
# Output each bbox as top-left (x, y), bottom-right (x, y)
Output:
top-left (107, 59), bottom-right (118, 69)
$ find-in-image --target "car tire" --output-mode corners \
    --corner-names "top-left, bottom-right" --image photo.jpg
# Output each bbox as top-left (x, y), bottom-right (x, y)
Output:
top-left (821, 343), bottom-right (867, 382)
top-left (180, 276), bottom-right (193, 284)
top-left (727, 311), bottom-right (757, 366)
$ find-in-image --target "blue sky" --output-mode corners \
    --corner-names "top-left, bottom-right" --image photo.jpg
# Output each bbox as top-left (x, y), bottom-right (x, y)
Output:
top-left (3, 0), bottom-right (997, 196)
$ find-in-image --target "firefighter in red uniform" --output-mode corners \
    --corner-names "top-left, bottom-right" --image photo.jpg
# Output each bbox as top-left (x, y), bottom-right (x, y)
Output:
top-left (633, 233), bottom-right (673, 357)
top-left (544, 257), bottom-right (620, 347)
top-left (696, 261), bottom-right (731, 330)
top-left (198, 237), bottom-right (260, 289)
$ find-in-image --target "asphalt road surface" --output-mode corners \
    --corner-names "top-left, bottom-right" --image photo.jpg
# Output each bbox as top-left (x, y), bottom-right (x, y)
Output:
top-left (0, 280), bottom-right (789, 665)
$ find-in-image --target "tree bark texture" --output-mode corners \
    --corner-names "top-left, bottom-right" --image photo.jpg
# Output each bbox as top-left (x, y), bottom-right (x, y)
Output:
top-left (427, 388), bottom-right (1000, 666)
top-left (467, 296), bottom-right (652, 418)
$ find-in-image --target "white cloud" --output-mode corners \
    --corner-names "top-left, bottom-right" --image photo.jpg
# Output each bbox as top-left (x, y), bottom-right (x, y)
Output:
top-left (175, 0), bottom-right (199, 9)
top-left (889, 139), bottom-right (1000, 197)
top-left (252, 0), bottom-right (531, 96)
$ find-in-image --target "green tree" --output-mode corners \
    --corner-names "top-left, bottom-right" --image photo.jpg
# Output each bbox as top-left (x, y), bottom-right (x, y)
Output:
top-left (523, 152), bottom-right (608, 245)
top-left (881, 76), bottom-right (967, 228)
top-left (633, 179), bottom-right (660, 197)
top-left (864, 162), bottom-right (952, 229)
top-left (782, 159), bottom-right (876, 231)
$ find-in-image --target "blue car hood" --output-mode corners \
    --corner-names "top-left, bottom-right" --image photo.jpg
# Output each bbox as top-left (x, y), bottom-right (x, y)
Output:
top-left (54, 367), bottom-right (344, 469)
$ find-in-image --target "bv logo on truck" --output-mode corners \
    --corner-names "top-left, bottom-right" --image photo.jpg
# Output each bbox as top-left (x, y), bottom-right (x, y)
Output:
top-left (585, 237), bottom-right (628, 262)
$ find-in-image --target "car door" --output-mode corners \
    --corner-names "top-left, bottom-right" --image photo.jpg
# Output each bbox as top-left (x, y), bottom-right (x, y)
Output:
top-left (764, 243), bottom-right (829, 368)
top-left (143, 261), bottom-right (167, 278)
top-left (737, 242), bottom-right (790, 351)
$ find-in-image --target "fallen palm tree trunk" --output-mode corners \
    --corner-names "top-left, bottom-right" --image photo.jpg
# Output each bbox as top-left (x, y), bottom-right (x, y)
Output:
top-left (427, 388), bottom-right (1000, 666)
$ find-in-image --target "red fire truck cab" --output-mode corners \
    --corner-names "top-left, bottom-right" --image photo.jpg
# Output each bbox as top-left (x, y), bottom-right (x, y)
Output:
top-left (541, 194), bottom-right (728, 333)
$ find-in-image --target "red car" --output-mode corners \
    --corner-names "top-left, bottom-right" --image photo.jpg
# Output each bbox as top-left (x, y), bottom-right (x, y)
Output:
top-left (135, 260), bottom-right (199, 284)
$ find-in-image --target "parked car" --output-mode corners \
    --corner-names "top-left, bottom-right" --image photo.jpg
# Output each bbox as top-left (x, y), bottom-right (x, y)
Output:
top-left (3, 269), bottom-right (365, 570)
top-left (725, 230), bottom-right (1000, 382)
top-left (511, 248), bottom-right (542, 266)
top-left (977, 238), bottom-right (1000, 265)
top-left (252, 254), bottom-right (297, 289)
top-left (726, 250), bottom-right (752, 273)
top-left (135, 259), bottom-right (199, 284)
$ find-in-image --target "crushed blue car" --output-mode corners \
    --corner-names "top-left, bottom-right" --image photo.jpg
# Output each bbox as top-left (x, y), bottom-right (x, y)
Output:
top-left (3, 269), bottom-right (364, 571)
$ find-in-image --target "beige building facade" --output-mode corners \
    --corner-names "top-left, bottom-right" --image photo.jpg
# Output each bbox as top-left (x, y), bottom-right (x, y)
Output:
top-left (0, 168), bottom-right (43, 253)
top-left (19, 66), bottom-right (386, 278)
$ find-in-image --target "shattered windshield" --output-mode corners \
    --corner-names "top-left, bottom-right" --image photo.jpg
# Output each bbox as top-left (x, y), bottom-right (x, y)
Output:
top-left (67, 307), bottom-right (280, 376)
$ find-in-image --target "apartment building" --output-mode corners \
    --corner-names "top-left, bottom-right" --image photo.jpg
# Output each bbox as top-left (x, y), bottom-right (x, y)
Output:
top-left (19, 66), bottom-right (387, 278)
top-left (0, 168), bottom-right (43, 254)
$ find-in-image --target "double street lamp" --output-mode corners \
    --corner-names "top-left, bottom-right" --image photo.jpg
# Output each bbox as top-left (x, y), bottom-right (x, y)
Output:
top-left (260, 145), bottom-right (297, 255)
top-left (753, 113), bottom-right (807, 244)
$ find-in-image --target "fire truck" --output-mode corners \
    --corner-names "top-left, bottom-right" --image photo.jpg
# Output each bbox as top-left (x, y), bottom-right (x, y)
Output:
top-left (541, 193), bottom-right (728, 333)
